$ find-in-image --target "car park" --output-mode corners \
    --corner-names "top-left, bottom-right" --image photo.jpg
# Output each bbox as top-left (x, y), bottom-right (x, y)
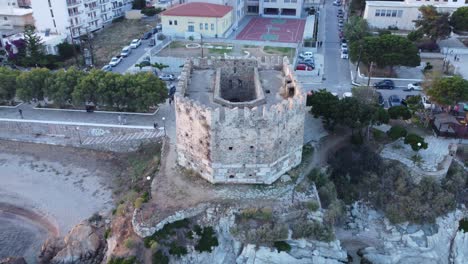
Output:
top-left (120, 46), bottom-right (132, 57)
top-left (388, 95), bottom-right (402, 107)
top-left (101, 65), bottom-right (112, 72)
top-left (374, 79), bottom-right (395, 89)
top-left (129, 39), bottom-right (141, 49)
top-left (109, 56), bottom-right (122, 67)
top-left (404, 82), bottom-right (423, 91)
top-left (159, 73), bottom-right (175, 81)
top-left (341, 49), bottom-right (348, 59)
top-left (296, 64), bottom-right (313, 71)
top-left (142, 32), bottom-right (152, 40)
top-left (299, 51), bottom-right (314, 59)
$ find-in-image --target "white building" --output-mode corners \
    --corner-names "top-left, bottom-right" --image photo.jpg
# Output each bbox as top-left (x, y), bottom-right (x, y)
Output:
top-left (31, 0), bottom-right (132, 38)
top-left (0, 0), bottom-right (34, 29)
top-left (364, 0), bottom-right (468, 30)
top-left (184, 0), bottom-right (245, 28)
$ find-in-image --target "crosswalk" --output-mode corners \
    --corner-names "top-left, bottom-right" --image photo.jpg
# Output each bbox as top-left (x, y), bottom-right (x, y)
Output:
top-left (82, 130), bottom-right (164, 145)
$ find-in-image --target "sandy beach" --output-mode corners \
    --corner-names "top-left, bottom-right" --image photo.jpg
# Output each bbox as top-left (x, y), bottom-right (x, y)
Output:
top-left (0, 140), bottom-right (117, 261)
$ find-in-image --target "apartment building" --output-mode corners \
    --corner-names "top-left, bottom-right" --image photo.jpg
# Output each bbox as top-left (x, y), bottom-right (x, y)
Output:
top-left (364, 0), bottom-right (468, 30)
top-left (31, 0), bottom-right (132, 38)
top-left (0, 0), bottom-right (34, 29)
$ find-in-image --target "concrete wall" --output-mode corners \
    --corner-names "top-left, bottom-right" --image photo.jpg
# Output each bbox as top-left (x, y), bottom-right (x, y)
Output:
top-left (175, 57), bottom-right (306, 184)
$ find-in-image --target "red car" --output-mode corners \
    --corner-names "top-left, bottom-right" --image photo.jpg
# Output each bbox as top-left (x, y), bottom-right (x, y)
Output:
top-left (296, 64), bottom-right (313, 71)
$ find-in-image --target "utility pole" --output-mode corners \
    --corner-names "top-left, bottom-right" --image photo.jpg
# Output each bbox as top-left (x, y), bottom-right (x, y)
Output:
top-left (367, 61), bottom-right (374, 88)
top-left (200, 34), bottom-right (204, 58)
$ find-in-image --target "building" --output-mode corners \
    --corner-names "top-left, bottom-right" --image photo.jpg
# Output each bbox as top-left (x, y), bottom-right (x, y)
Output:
top-left (175, 57), bottom-right (305, 184)
top-left (160, 2), bottom-right (234, 38)
top-left (184, 0), bottom-right (245, 29)
top-left (364, 0), bottom-right (468, 30)
top-left (30, 0), bottom-right (132, 38)
top-left (0, 0), bottom-right (34, 29)
top-left (246, 0), bottom-right (304, 18)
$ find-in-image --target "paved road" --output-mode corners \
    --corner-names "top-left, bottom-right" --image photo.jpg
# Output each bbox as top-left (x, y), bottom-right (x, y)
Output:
top-left (109, 38), bottom-right (154, 74)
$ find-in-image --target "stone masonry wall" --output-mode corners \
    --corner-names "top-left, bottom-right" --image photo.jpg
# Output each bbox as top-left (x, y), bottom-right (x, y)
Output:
top-left (175, 57), bottom-right (305, 184)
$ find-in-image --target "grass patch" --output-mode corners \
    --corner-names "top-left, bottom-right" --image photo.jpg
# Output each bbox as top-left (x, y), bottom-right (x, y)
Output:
top-left (208, 48), bottom-right (232, 55)
top-left (263, 46), bottom-right (295, 57)
top-left (169, 41), bottom-right (186, 49)
top-left (239, 207), bottom-right (273, 221)
top-left (243, 44), bottom-right (258, 48)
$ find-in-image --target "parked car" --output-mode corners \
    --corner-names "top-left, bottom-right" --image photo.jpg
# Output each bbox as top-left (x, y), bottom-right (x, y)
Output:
top-left (152, 28), bottom-right (159, 34)
top-left (338, 9), bottom-right (343, 14)
top-left (108, 56), bottom-right (122, 67)
top-left (299, 61), bottom-right (315, 68)
top-left (129, 39), bottom-right (141, 49)
top-left (156, 23), bottom-right (162, 31)
top-left (342, 92), bottom-right (352, 98)
top-left (341, 43), bottom-right (348, 50)
top-left (101, 65), bottom-right (112, 72)
top-left (338, 19), bottom-right (344, 23)
top-left (404, 82), bottom-right (423, 91)
top-left (374, 79), bottom-right (395, 89)
top-left (376, 92), bottom-right (384, 107)
top-left (120, 46), bottom-right (132, 57)
top-left (149, 38), bottom-right (156, 46)
top-left (333, 1), bottom-right (341, 6)
top-left (299, 51), bottom-right (314, 59)
top-left (421, 95), bottom-right (435, 110)
top-left (296, 64), bottom-right (313, 71)
top-left (341, 49), bottom-right (348, 59)
top-left (159, 73), bottom-right (175, 81)
top-left (142, 32), bottom-right (152, 40)
top-left (338, 14), bottom-right (344, 19)
top-left (341, 39), bottom-right (347, 44)
top-left (388, 95), bottom-right (402, 107)
top-left (417, 41), bottom-right (440, 52)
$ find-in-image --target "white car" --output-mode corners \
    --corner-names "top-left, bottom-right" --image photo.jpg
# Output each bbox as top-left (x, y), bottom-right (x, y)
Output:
top-left (421, 96), bottom-right (435, 110)
top-left (109, 56), bottom-right (122, 67)
top-left (120, 46), bottom-right (132, 57)
top-left (101, 65), bottom-right (112, 72)
top-left (341, 49), bottom-right (349, 59)
top-left (159, 73), bottom-right (175, 81)
top-left (341, 43), bottom-right (348, 51)
top-left (299, 51), bottom-right (314, 59)
top-left (333, 1), bottom-right (341, 6)
top-left (342, 92), bottom-right (352, 98)
top-left (129, 39), bottom-right (141, 49)
top-left (406, 82), bottom-right (423, 91)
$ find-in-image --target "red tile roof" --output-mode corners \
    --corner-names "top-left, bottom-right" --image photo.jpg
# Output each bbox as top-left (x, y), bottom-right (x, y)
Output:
top-left (161, 2), bottom-right (232, 18)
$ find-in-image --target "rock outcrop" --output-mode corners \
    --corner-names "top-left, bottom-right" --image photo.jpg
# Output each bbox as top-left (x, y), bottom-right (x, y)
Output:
top-left (0, 257), bottom-right (27, 264)
top-left (39, 220), bottom-right (105, 264)
top-left (452, 229), bottom-right (468, 264)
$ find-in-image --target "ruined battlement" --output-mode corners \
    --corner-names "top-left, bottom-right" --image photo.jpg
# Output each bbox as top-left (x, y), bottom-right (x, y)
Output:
top-left (175, 57), bottom-right (305, 184)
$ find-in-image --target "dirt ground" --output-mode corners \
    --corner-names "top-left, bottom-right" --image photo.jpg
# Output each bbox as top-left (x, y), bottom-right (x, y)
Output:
top-left (92, 18), bottom-right (157, 67)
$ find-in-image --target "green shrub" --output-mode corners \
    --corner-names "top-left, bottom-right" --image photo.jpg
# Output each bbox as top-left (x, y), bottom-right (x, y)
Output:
top-left (108, 256), bottom-right (137, 264)
top-left (194, 224), bottom-right (203, 236)
top-left (372, 129), bottom-right (386, 141)
top-left (407, 30), bottom-right (423, 42)
top-left (273, 241), bottom-right (291, 252)
top-left (424, 62), bottom-right (433, 71)
top-left (305, 201), bottom-right (320, 211)
top-left (404, 133), bottom-right (428, 151)
top-left (134, 197), bottom-right (144, 209)
top-left (186, 230), bottom-right (194, 239)
top-left (124, 238), bottom-right (136, 249)
top-left (459, 219), bottom-right (468, 232)
top-left (291, 221), bottom-right (335, 241)
top-left (240, 207), bottom-right (273, 221)
top-left (116, 204), bottom-right (126, 216)
top-left (195, 226), bottom-right (219, 253)
top-left (168, 242), bottom-right (188, 256)
top-left (388, 106), bottom-right (412, 120)
top-left (387, 125), bottom-right (407, 140)
top-left (104, 228), bottom-right (112, 239)
top-left (141, 191), bottom-right (150, 202)
top-left (152, 250), bottom-right (169, 264)
top-left (141, 7), bottom-right (158, 16)
top-left (307, 168), bottom-right (328, 188)
top-left (350, 134), bottom-right (364, 145)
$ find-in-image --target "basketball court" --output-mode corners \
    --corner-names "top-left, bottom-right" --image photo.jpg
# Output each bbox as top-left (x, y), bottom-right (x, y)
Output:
top-left (236, 17), bottom-right (305, 43)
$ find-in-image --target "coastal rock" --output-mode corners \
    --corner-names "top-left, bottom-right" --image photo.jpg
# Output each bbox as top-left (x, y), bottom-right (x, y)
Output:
top-left (0, 257), bottom-right (27, 264)
top-left (39, 221), bottom-right (105, 264)
top-left (452, 230), bottom-right (468, 264)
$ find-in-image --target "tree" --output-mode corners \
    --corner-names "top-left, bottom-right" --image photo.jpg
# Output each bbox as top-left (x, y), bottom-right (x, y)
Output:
top-left (73, 69), bottom-right (106, 105)
top-left (414, 5), bottom-right (451, 41)
top-left (309, 89), bottom-right (340, 129)
top-left (387, 125), bottom-right (407, 140)
top-left (132, 0), bottom-right (146, 9)
top-left (128, 72), bottom-right (167, 112)
top-left (45, 67), bottom-right (85, 107)
top-left (23, 24), bottom-right (45, 66)
top-left (349, 34), bottom-right (420, 70)
top-left (343, 16), bottom-right (370, 44)
top-left (450, 6), bottom-right (468, 32)
top-left (388, 106), bottom-right (412, 120)
top-left (426, 76), bottom-right (468, 106)
top-left (0, 67), bottom-right (19, 104)
top-left (152, 62), bottom-right (169, 73)
top-left (16, 68), bottom-right (51, 102)
top-left (404, 133), bottom-right (428, 151)
top-left (407, 30), bottom-right (424, 42)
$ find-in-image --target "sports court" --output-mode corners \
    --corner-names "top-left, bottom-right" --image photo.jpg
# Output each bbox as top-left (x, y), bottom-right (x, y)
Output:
top-left (236, 17), bottom-right (305, 43)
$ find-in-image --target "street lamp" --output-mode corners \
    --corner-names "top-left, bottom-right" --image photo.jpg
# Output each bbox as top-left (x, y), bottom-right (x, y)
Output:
top-left (162, 117), bottom-right (166, 137)
top-left (146, 176), bottom-right (151, 181)
top-left (76, 126), bottom-right (82, 145)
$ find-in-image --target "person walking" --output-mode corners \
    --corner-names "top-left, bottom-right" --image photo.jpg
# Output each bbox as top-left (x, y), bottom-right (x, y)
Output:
top-left (18, 109), bottom-right (23, 119)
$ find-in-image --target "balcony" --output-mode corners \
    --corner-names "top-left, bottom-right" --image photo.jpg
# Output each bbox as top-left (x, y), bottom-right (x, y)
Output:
top-left (69, 10), bottom-right (83, 17)
top-left (67, 0), bottom-right (82, 7)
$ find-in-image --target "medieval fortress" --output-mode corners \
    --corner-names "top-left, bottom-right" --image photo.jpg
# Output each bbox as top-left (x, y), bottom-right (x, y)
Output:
top-left (174, 56), bottom-right (306, 184)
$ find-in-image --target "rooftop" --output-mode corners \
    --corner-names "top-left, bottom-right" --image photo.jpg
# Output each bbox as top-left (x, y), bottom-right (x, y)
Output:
top-left (160, 2), bottom-right (232, 18)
